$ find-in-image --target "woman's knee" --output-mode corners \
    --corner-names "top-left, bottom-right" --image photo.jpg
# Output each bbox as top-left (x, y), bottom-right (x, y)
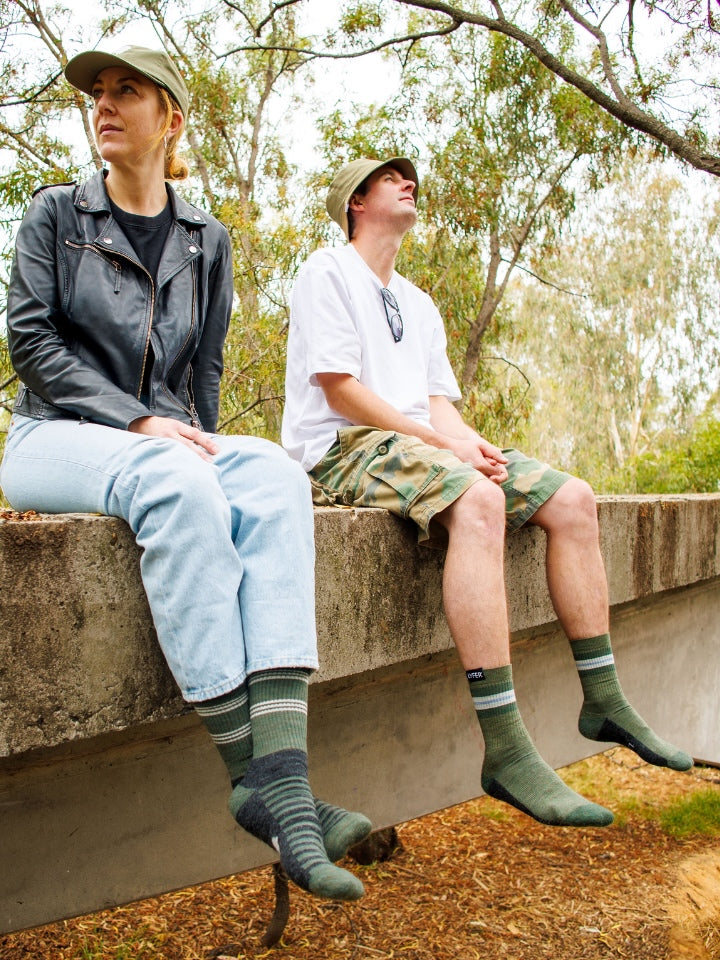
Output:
top-left (221, 436), bottom-right (309, 490)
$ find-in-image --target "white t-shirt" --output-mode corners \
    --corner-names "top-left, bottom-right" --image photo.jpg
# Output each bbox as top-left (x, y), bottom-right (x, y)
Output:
top-left (282, 244), bottom-right (461, 471)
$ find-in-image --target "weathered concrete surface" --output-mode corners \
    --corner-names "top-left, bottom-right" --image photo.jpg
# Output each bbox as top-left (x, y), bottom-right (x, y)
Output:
top-left (2, 495), bottom-right (719, 756)
top-left (1, 495), bottom-right (719, 932)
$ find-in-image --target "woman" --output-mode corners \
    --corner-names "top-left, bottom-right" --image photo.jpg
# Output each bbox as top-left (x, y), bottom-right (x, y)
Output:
top-left (0, 45), bottom-right (368, 901)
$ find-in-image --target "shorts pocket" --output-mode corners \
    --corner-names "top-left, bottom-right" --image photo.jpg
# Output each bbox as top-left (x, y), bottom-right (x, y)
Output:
top-left (363, 435), bottom-right (444, 518)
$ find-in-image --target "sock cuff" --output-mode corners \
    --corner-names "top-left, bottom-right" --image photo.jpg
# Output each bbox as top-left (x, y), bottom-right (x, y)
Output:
top-left (249, 668), bottom-right (311, 686)
top-left (195, 685), bottom-right (249, 716)
top-left (472, 664), bottom-right (513, 687)
top-left (467, 664), bottom-right (517, 714)
top-left (571, 634), bottom-right (614, 670)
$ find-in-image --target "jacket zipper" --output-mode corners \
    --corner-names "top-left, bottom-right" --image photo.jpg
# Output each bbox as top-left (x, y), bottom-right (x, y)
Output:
top-left (65, 239), bottom-right (198, 424)
top-left (65, 239), bottom-right (153, 401)
top-left (162, 256), bottom-right (201, 427)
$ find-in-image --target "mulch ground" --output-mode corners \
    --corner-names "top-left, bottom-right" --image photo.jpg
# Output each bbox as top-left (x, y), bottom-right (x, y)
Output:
top-left (3, 748), bottom-right (719, 960)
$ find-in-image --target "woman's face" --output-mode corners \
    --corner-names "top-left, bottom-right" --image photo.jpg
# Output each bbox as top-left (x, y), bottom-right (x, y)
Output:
top-left (91, 66), bottom-right (167, 168)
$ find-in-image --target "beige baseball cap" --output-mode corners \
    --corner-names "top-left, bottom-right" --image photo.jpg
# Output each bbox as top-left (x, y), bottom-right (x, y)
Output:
top-left (65, 45), bottom-right (190, 118)
top-left (326, 157), bottom-right (419, 239)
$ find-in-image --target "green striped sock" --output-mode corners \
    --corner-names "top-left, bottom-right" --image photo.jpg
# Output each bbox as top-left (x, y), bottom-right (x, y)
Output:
top-left (315, 800), bottom-right (372, 862)
top-left (573, 634), bottom-right (693, 771)
top-left (470, 665), bottom-right (613, 827)
top-left (194, 683), bottom-right (252, 783)
top-left (230, 749), bottom-right (364, 900)
top-left (228, 669), bottom-right (364, 899)
top-left (196, 673), bottom-right (371, 863)
top-left (246, 669), bottom-right (372, 859)
top-left (247, 668), bottom-right (310, 757)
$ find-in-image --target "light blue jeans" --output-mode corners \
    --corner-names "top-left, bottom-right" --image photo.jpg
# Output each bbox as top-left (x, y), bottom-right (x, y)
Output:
top-left (0, 415), bottom-right (319, 701)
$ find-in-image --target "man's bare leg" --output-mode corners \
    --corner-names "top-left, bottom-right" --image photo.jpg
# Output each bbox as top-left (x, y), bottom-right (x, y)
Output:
top-left (436, 479), bottom-right (510, 669)
top-left (531, 479), bottom-right (692, 771)
top-left (435, 479), bottom-right (613, 826)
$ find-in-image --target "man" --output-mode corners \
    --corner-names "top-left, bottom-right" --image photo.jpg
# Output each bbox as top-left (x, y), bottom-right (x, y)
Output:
top-left (282, 156), bottom-right (692, 827)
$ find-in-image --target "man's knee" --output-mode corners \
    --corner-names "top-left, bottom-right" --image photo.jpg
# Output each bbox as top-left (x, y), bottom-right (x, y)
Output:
top-left (442, 477), bottom-right (506, 537)
top-left (560, 477), bottom-right (597, 514)
top-left (541, 477), bottom-right (599, 534)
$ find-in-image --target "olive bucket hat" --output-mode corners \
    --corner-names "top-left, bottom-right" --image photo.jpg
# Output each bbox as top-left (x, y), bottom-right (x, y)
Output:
top-left (326, 156), bottom-right (419, 239)
top-left (65, 45), bottom-right (190, 118)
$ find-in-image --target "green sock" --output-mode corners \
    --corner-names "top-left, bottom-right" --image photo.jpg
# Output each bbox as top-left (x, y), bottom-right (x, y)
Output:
top-left (194, 683), bottom-right (252, 782)
top-left (230, 750), bottom-right (364, 900)
top-left (470, 665), bottom-right (613, 827)
top-left (195, 674), bottom-right (372, 863)
top-left (247, 668), bottom-right (310, 757)
top-left (229, 669), bottom-right (364, 900)
top-left (315, 800), bottom-right (372, 862)
top-left (573, 634), bottom-right (693, 771)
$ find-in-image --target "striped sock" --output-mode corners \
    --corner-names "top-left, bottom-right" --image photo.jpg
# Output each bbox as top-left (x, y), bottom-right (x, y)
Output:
top-left (247, 668), bottom-right (310, 757)
top-left (315, 800), bottom-right (372, 862)
top-left (573, 634), bottom-right (693, 771)
top-left (229, 669), bottom-right (364, 900)
top-left (470, 665), bottom-right (613, 827)
top-left (194, 683), bottom-right (252, 783)
top-left (194, 674), bottom-right (371, 862)
top-left (247, 668), bottom-right (372, 860)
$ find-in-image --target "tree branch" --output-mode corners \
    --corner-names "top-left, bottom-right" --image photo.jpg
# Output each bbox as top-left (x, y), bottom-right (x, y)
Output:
top-left (393, 0), bottom-right (720, 177)
top-left (218, 394), bottom-right (284, 431)
top-left (0, 119), bottom-right (67, 173)
top-left (0, 72), bottom-right (62, 108)
top-left (219, 20), bottom-right (462, 62)
top-left (221, 0), bottom-right (305, 38)
top-left (502, 259), bottom-right (589, 298)
top-left (557, 0), bottom-right (632, 108)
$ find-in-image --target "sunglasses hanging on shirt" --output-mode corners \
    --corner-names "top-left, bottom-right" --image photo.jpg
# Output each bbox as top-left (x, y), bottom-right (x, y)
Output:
top-left (380, 287), bottom-right (403, 343)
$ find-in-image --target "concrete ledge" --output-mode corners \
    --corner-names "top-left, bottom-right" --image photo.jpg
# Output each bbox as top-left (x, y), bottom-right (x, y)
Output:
top-left (3, 495), bottom-right (719, 756)
top-left (1, 495), bottom-right (719, 931)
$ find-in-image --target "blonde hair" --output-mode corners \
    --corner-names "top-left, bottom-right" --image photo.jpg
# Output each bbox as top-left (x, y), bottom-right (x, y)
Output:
top-left (156, 87), bottom-right (189, 181)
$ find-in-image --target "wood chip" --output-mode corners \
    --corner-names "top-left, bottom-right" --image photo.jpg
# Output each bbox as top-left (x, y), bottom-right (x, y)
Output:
top-left (1, 748), bottom-right (719, 959)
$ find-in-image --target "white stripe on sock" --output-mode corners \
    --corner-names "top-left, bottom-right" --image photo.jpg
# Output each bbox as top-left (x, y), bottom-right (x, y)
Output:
top-left (576, 654), bottom-right (615, 671)
top-left (250, 698), bottom-right (308, 718)
top-left (210, 723), bottom-right (252, 745)
top-left (195, 692), bottom-right (249, 717)
top-left (473, 689), bottom-right (517, 711)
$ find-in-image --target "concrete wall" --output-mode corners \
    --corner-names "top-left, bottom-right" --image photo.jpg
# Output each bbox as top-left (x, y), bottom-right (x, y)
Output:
top-left (1, 495), bottom-right (719, 932)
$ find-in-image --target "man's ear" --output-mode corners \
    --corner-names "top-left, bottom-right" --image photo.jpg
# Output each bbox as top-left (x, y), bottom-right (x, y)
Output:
top-left (348, 192), bottom-right (365, 212)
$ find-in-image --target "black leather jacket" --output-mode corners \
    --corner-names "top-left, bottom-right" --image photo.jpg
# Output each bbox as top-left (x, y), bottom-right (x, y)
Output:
top-left (8, 170), bottom-right (233, 432)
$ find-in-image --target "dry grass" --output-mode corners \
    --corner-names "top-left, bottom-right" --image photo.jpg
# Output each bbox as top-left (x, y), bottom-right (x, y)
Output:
top-left (2, 748), bottom-right (719, 960)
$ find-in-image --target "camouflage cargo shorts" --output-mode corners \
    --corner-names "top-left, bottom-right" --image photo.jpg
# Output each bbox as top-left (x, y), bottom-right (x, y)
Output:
top-left (309, 425), bottom-right (571, 544)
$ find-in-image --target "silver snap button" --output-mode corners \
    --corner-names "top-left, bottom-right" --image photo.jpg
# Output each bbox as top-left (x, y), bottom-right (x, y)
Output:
top-left (103, 237), bottom-right (113, 244)
top-left (79, 200), bottom-right (88, 207)
top-left (378, 444), bottom-right (388, 455)
top-left (189, 245), bottom-right (197, 253)
top-left (193, 215), bottom-right (202, 221)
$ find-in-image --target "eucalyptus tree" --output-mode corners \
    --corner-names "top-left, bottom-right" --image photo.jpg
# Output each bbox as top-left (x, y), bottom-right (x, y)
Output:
top-left (236, 0), bottom-right (720, 178)
top-left (511, 160), bottom-right (720, 490)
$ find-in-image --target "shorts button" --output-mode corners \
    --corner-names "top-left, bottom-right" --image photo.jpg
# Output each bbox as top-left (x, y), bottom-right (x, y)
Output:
top-left (377, 444), bottom-right (388, 454)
